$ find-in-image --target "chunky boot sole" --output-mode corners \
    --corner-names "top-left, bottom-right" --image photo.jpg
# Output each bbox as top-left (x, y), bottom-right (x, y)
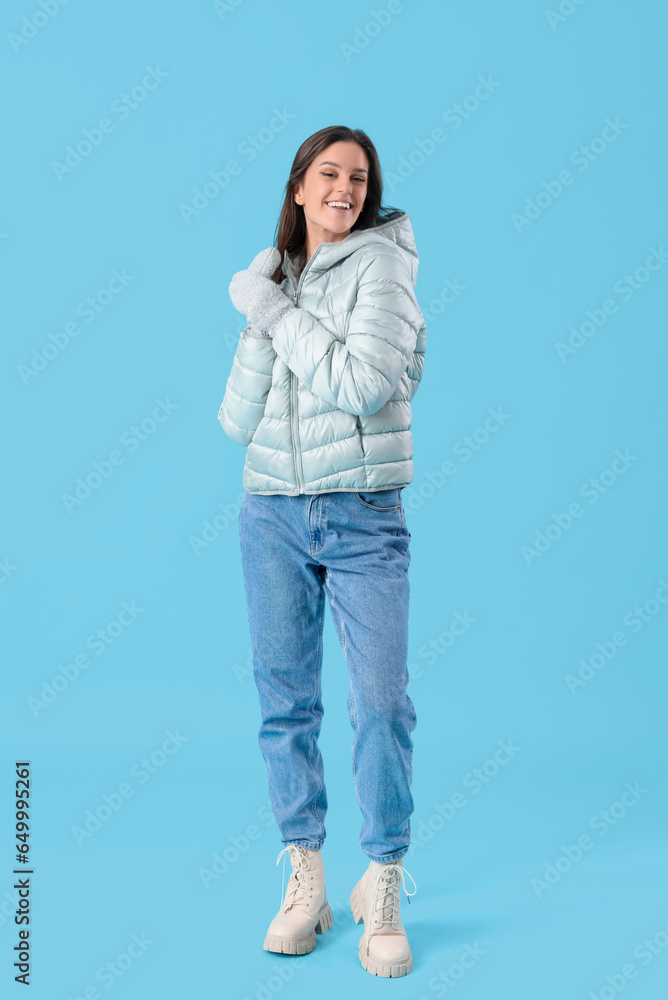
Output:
top-left (263, 900), bottom-right (333, 955)
top-left (350, 881), bottom-right (413, 978)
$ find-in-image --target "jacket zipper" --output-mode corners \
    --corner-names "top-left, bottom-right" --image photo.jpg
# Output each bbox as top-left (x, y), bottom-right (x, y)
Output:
top-left (290, 372), bottom-right (304, 493)
top-left (289, 243), bottom-right (324, 494)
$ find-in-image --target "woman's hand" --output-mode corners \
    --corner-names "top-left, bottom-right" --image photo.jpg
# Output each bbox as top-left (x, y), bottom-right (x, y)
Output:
top-left (229, 247), bottom-right (295, 336)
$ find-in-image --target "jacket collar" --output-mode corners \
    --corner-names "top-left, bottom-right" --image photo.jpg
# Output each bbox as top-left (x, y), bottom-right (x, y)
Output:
top-left (281, 210), bottom-right (419, 286)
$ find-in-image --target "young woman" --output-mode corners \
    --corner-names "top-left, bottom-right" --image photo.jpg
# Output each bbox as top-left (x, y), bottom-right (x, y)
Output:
top-left (219, 125), bottom-right (426, 978)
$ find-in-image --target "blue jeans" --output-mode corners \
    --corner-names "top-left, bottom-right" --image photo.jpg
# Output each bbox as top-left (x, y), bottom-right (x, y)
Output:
top-left (238, 487), bottom-right (417, 864)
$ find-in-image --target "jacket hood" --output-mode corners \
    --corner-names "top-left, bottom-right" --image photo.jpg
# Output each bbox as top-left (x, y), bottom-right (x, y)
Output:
top-left (281, 209), bottom-right (419, 288)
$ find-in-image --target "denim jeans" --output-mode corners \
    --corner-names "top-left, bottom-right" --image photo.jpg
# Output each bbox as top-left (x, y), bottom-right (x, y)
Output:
top-left (238, 487), bottom-right (417, 864)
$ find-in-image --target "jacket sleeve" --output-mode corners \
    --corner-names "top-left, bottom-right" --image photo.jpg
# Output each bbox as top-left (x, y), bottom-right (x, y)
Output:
top-left (271, 250), bottom-right (423, 417)
top-left (217, 326), bottom-right (276, 446)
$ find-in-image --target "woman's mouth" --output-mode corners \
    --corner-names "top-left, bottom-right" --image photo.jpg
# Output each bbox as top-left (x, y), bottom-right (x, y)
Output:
top-left (326, 201), bottom-right (352, 213)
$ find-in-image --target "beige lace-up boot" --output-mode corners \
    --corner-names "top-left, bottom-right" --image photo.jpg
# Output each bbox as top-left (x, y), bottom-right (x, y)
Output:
top-left (350, 858), bottom-right (417, 977)
top-left (263, 845), bottom-right (333, 955)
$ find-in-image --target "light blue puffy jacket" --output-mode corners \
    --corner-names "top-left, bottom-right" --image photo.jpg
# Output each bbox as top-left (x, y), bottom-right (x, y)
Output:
top-left (218, 209), bottom-right (426, 495)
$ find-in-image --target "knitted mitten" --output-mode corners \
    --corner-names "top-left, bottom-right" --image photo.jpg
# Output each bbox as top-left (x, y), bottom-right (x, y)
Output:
top-left (229, 247), bottom-right (296, 336)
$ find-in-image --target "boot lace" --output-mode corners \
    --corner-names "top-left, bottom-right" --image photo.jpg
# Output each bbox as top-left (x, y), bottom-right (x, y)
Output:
top-left (372, 862), bottom-right (418, 927)
top-left (276, 845), bottom-right (313, 912)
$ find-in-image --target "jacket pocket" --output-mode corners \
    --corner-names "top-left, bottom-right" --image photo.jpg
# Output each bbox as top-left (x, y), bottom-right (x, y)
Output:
top-left (355, 414), bottom-right (368, 472)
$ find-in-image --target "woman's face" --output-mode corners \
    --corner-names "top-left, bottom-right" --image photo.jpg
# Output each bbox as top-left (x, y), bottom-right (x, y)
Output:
top-left (294, 141), bottom-right (369, 247)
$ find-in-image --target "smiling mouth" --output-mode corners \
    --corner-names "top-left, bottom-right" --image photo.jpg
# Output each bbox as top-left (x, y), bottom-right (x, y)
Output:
top-left (326, 202), bottom-right (352, 212)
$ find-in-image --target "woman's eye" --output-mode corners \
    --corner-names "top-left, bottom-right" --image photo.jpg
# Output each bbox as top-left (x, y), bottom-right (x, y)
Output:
top-left (320, 172), bottom-right (365, 182)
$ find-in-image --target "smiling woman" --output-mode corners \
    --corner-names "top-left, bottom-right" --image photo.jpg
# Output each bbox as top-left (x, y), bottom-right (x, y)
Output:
top-left (218, 124), bottom-right (427, 978)
top-left (293, 143), bottom-right (369, 243)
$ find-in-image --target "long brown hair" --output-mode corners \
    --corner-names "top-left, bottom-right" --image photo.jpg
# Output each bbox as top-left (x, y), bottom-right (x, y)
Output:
top-left (270, 125), bottom-right (401, 284)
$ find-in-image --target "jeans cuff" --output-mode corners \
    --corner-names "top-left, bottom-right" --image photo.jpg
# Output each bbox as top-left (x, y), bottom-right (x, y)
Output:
top-left (285, 839), bottom-right (324, 851)
top-left (363, 849), bottom-right (408, 863)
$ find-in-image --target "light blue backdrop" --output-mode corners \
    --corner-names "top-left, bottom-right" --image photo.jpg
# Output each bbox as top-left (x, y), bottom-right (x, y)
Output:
top-left (2, 1), bottom-right (667, 997)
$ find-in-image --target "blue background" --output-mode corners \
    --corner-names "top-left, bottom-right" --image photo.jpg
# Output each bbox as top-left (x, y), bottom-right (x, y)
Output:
top-left (1, 0), bottom-right (667, 997)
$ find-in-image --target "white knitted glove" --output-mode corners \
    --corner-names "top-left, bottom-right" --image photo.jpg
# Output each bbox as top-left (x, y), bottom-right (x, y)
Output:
top-left (229, 247), bottom-right (296, 337)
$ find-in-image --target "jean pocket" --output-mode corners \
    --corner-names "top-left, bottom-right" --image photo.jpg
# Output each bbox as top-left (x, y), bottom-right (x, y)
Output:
top-left (353, 488), bottom-right (402, 511)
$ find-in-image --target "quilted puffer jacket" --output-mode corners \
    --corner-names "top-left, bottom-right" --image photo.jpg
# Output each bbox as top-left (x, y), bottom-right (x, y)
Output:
top-left (218, 209), bottom-right (426, 495)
